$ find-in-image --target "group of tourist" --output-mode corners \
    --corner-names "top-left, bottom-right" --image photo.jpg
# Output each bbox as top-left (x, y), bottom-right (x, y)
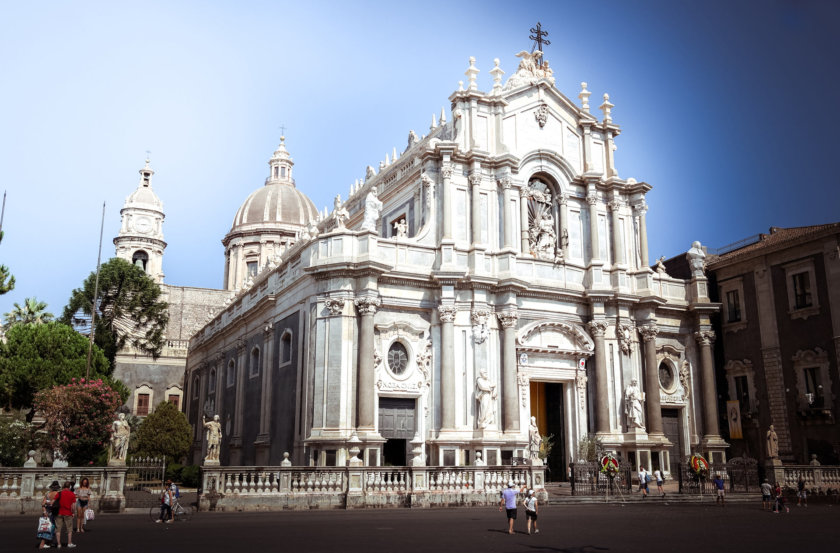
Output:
top-left (499, 481), bottom-right (540, 535)
top-left (636, 466), bottom-right (666, 498)
top-left (37, 479), bottom-right (93, 549)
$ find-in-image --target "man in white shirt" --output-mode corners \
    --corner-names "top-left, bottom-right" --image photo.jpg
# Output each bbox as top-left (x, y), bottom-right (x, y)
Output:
top-left (653, 469), bottom-right (665, 497)
top-left (638, 466), bottom-right (649, 498)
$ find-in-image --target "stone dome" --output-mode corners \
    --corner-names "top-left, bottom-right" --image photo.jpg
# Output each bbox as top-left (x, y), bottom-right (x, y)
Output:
top-left (230, 181), bottom-right (317, 233)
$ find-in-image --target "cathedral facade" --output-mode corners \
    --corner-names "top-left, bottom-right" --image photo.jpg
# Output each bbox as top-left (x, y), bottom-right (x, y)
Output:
top-left (182, 51), bottom-right (727, 474)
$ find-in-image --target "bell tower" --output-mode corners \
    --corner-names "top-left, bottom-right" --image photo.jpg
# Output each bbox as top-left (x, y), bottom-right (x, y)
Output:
top-left (114, 158), bottom-right (167, 283)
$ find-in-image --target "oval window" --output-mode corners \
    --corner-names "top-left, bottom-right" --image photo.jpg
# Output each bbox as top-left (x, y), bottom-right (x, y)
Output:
top-left (659, 362), bottom-right (674, 391)
top-left (388, 342), bottom-right (409, 375)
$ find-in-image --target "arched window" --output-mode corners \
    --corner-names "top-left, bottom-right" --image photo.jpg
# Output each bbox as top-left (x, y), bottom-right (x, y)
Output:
top-left (281, 331), bottom-right (293, 364)
top-left (192, 376), bottom-right (200, 399)
top-left (250, 347), bottom-right (260, 378)
top-left (132, 250), bottom-right (149, 272)
top-left (226, 360), bottom-right (236, 387)
top-left (208, 368), bottom-right (216, 394)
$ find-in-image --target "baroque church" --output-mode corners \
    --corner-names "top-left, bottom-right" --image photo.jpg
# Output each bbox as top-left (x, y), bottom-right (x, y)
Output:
top-left (118, 49), bottom-right (727, 476)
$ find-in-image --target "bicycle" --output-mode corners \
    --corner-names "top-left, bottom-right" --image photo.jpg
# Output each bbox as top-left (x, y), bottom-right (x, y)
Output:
top-left (149, 498), bottom-right (195, 522)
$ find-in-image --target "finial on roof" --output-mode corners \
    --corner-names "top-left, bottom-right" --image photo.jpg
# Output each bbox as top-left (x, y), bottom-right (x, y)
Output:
top-left (490, 58), bottom-right (504, 95)
top-left (440, 107), bottom-right (446, 125)
top-left (578, 82), bottom-right (591, 112)
top-left (458, 80), bottom-right (464, 91)
top-left (600, 93), bottom-right (614, 123)
top-left (430, 113), bottom-right (437, 131)
top-left (465, 56), bottom-right (479, 91)
top-left (392, 147), bottom-right (398, 161)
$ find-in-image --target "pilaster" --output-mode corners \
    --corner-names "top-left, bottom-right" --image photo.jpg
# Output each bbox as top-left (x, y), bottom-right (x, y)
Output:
top-left (498, 309), bottom-right (520, 433)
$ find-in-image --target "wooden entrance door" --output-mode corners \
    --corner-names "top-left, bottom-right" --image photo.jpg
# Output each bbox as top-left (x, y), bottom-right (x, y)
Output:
top-left (378, 397), bottom-right (415, 439)
top-left (662, 408), bottom-right (682, 470)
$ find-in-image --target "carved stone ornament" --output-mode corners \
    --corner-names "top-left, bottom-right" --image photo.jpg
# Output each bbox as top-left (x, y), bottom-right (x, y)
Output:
top-left (438, 304), bottom-right (457, 323)
top-left (519, 186), bottom-right (532, 199)
top-left (468, 173), bottom-right (482, 187)
top-left (497, 310), bottom-right (519, 328)
top-left (586, 194), bottom-right (598, 206)
top-left (471, 309), bottom-right (490, 344)
top-left (373, 349), bottom-right (382, 370)
top-left (535, 103), bottom-right (549, 128)
top-left (587, 320), bottom-right (608, 338)
top-left (617, 323), bottom-right (635, 355)
top-left (576, 366), bottom-right (588, 408)
top-left (694, 329), bottom-right (715, 346)
top-left (415, 340), bottom-right (432, 390)
top-left (517, 372), bottom-right (529, 407)
top-left (421, 174), bottom-right (435, 210)
top-left (354, 296), bottom-right (381, 316)
top-left (517, 320), bottom-right (595, 353)
top-left (440, 165), bottom-right (453, 179)
top-left (324, 298), bottom-right (344, 316)
top-left (498, 177), bottom-right (512, 190)
top-left (504, 50), bottom-right (554, 90)
top-left (639, 324), bottom-right (659, 342)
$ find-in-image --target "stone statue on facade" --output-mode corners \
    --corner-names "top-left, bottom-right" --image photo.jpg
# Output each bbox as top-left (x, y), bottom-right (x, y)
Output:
top-left (365, 166), bottom-right (376, 181)
top-left (687, 241), bottom-right (706, 278)
top-left (475, 369), bottom-right (497, 429)
top-left (393, 218), bottom-right (407, 238)
top-left (203, 414), bottom-right (222, 464)
top-left (528, 416), bottom-right (542, 464)
top-left (361, 188), bottom-right (383, 232)
top-left (766, 425), bottom-right (779, 459)
top-left (332, 195), bottom-right (349, 229)
top-left (656, 256), bottom-right (667, 275)
top-left (624, 379), bottom-right (645, 429)
top-left (108, 413), bottom-right (131, 465)
top-left (474, 451), bottom-right (486, 466)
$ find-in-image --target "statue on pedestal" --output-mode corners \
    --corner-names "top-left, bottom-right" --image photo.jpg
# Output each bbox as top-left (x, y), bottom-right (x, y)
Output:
top-left (332, 195), bottom-right (349, 230)
top-left (361, 188), bottom-right (383, 232)
top-left (766, 425), bottom-right (779, 459)
top-left (203, 414), bottom-right (222, 464)
top-left (108, 413), bottom-right (131, 465)
top-left (528, 416), bottom-right (542, 464)
top-left (624, 379), bottom-right (645, 430)
top-left (475, 369), bottom-right (497, 429)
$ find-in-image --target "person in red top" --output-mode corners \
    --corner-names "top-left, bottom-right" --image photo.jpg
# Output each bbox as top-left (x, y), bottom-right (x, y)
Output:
top-left (55, 481), bottom-right (77, 548)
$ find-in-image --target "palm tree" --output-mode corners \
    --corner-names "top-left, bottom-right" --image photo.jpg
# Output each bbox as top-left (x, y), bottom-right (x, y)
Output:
top-left (3, 297), bottom-right (54, 328)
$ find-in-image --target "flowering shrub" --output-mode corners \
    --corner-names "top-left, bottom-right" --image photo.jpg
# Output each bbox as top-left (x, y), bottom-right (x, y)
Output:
top-left (33, 378), bottom-right (122, 466)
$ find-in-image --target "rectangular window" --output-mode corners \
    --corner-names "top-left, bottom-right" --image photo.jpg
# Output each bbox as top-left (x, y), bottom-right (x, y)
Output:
top-left (733, 375), bottom-right (749, 412)
top-left (803, 367), bottom-right (823, 407)
top-left (792, 272), bottom-right (812, 309)
top-left (726, 290), bottom-right (742, 322)
top-left (137, 394), bottom-right (150, 416)
top-left (247, 261), bottom-right (258, 277)
top-left (280, 167), bottom-right (286, 178)
top-left (168, 395), bottom-right (180, 409)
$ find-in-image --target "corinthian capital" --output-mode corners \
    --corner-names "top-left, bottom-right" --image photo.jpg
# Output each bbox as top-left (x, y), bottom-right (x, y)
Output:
top-left (638, 323), bottom-right (659, 342)
top-left (694, 329), bottom-right (716, 346)
top-left (633, 202), bottom-right (648, 216)
top-left (421, 174), bottom-right (433, 186)
top-left (471, 309), bottom-right (490, 326)
top-left (438, 304), bottom-right (457, 323)
top-left (587, 320), bottom-right (608, 337)
top-left (468, 173), bottom-right (482, 186)
top-left (354, 296), bottom-right (380, 316)
top-left (608, 200), bottom-right (622, 212)
top-left (586, 194), bottom-right (598, 206)
top-left (497, 310), bottom-right (519, 328)
top-left (519, 187), bottom-right (531, 199)
top-left (497, 177), bottom-right (512, 190)
top-left (440, 165), bottom-right (453, 179)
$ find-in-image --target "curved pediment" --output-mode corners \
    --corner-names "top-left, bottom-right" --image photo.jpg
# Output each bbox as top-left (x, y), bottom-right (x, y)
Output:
top-left (516, 320), bottom-right (594, 356)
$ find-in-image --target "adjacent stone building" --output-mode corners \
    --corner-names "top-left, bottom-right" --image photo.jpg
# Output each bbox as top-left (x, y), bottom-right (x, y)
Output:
top-left (183, 50), bottom-right (726, 475)
top-left (706, 223), bottom-right (840, 464)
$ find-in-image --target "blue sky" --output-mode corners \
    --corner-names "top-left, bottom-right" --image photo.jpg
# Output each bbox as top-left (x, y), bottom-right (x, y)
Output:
top-left (1, 0), bottom-right (838, 318)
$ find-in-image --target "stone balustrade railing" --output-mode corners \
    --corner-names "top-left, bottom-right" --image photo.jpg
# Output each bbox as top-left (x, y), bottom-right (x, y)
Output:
top-left (782, 465), bottom-right (840, 490)
top-left (201, 465), bottom-right (545, 511)
top-left (0, 467), bottom-right (127, 515)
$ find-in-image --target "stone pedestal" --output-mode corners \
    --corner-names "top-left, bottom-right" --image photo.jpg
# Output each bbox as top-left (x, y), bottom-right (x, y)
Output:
top-left (765, 458), bottom-right (784, 485)
top-left (100, 467), bottom-right (127, 513)
top-left (107, 458), bottom-right (126, 467)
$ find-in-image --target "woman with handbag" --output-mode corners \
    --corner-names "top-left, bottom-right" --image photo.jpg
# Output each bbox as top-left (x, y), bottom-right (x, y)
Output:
top-left (38, 480), bottom-right (60, 549)
top-left (75, 478), bottom-right (92, 533)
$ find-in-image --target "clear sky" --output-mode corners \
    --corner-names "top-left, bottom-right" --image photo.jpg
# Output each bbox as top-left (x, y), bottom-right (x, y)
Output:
top-left (1, 0), bottom-right (838, 319)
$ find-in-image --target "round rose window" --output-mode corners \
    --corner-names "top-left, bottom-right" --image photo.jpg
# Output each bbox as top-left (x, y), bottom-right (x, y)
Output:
top-left (388, 342), bottom-right (409, 375)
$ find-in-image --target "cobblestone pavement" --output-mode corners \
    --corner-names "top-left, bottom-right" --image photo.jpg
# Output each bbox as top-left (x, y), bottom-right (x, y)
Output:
top-left (8, 502), bottom-right (839, 552)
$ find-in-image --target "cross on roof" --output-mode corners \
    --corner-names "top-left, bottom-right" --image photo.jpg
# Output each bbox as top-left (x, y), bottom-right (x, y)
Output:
top-left (529, 22), bottom-right (550, 65)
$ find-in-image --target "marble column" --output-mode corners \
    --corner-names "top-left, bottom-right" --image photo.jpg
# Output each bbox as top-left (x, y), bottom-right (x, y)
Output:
top-left (582, 124), bottom-right (593, 172)
top-left (257, 323), bottom-right (274, 440)
top-left (355, 297), bottom-right (380, 430)
top-left (588, 321), bottom-right (610, 434)
top-left (695, 330), bottom-right (721, 439)
top-left (441, 165), bottom-right (453, 241)
top-left (519, 187), bottom-right (531, 253)
top-left (586, 192), bottom-right (600, 261)
top-left (609, 200), bottom-right (624, 265)
top-left (639, 324), bottom-right (663, 435)
top-left (470, 173), bottom-right (482, 245)
top-left (499, 177), bottom-right (513, 249)
top-left (635, 203), bottom-right (649, 268)
top-left (213, 353), bottom-right (225, 418)
top-left (439, 304), bottom-right (457, 430)
top-left (498, 310), bottom-right (520, 432)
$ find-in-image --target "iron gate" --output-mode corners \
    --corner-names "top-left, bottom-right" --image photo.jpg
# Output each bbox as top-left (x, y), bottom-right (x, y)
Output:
top-left (677, 456), bottom-right (759, 494)
top-left (125, 456), bottom-right (166, 507)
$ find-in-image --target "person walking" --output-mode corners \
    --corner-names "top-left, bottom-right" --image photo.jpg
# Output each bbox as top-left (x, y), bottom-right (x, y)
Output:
top-left (54, 481), bottom-right (77, 548)
top-left (773, 482), bottom-right (788, 514)
top-left (156, 480), bottom-right (174, 523)
top-left (498, 481), bottom-right (520, 534)
top-left (74, 478), bottom-right (92, 533)
top-left (638, 466), bottom-right (649, 498)
top-left (523, 489), bottom-right (539, 535)
top-left (797, 477), bottom-right (808, 508)
top-left (760, 479), bottom-right (773, 511)
top-left (653, 468), bottom-right (666, 497)
top-left (39, 481), bottom-right (60, 549)
top-left (712, 473), bottom-right (725, 507)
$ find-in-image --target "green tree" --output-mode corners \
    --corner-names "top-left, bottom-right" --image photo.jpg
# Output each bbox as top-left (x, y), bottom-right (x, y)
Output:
top-left (132, 400), bottom-right (192, 463)
top-left (0, 322), bottom-right (122, 416)
top-left (34, 378), bottom-right (123, 466)
top-left (3, 297), bottom-right (54, 329)
top-left (61, 257), bottom-right (169, 366)
top-left (0, 231), bottom-right (14, 295)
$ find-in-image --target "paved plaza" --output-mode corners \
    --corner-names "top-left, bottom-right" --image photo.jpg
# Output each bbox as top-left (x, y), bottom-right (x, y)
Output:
top-left (8, 502), bottom-right (839, 552)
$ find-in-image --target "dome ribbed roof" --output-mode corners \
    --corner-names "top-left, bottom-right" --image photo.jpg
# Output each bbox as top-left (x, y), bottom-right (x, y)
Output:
top-left (230, 181), bottom-right (317, 231)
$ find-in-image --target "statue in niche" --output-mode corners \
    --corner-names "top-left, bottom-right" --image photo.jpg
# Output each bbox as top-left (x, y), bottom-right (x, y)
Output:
top-left (528, 416), bottom-right (542, 463)
top-left (361, 188), bottom-right (383, 232)
top-left (393, 218), bottom-right (407, 239)
top-left (528, 209), bottom-right (556, 259)
top-left (475, 369), bottom-right (497, 429)
top-left (687, 241), bottom-right (706, 278)
top-left (203, 414), bottom-right (222, 463)
top-left (332, 195), bottom-right (349, 229)
top-left (766, 425), bottom-right (779, 459)
top-left (624, 379), bottom-right (645, 429)
top-left (109, 412), bottom-right (131, 464)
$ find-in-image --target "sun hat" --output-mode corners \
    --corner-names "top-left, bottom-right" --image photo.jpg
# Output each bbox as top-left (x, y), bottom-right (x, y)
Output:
top-left (508, 481), bottom-right (515, 488)
top-left (529, 489), bottom-right (535, 496)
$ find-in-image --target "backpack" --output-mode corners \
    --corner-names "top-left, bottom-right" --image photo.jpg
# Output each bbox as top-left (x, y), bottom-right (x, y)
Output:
top-left (645, 473), bottom-right (651, 483)
top-left (173, 484), bottom-right (180, 499)
top-left (51, 491), bottom-right (61, 516)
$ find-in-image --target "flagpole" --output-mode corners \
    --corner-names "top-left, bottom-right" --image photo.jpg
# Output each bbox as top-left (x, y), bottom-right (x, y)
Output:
top-left (86, 201), bottom-right (106, 380)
